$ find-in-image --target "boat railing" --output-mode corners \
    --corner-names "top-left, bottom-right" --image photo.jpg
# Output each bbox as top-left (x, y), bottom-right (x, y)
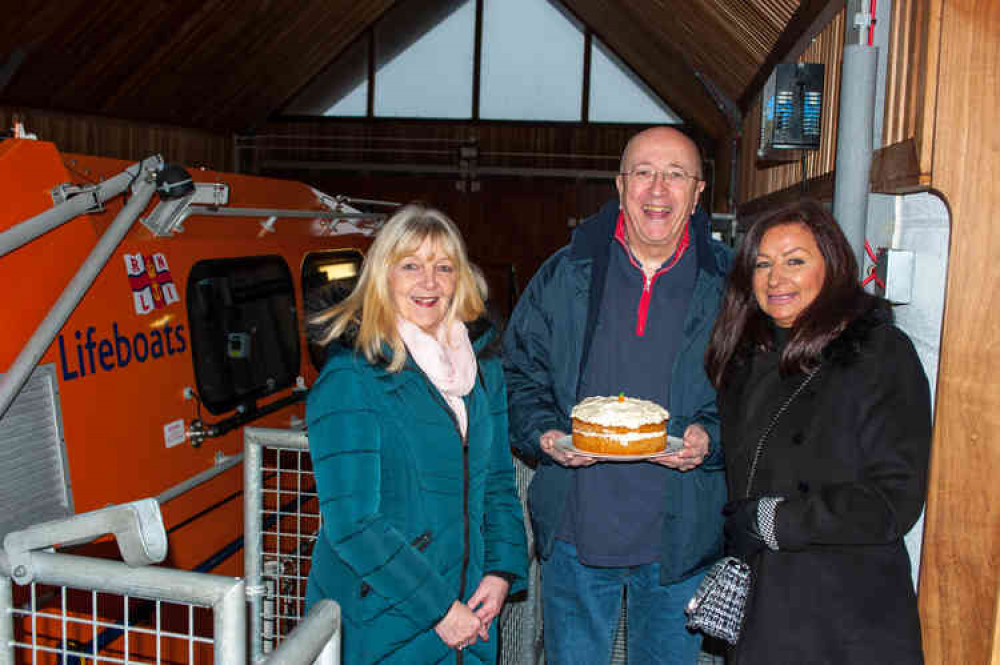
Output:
top-left (0, 159), bottom-right (160, 424)
top-left (243, 427), bottom-right (319, 662)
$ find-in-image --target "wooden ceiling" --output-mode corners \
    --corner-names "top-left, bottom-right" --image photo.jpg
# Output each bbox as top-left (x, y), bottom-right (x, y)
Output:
top-left (0, 0), bottom-right (836, 141)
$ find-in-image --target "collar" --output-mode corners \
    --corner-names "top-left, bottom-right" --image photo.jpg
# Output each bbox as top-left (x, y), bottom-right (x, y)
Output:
top-left (612, 210), bottom-right (691, 278)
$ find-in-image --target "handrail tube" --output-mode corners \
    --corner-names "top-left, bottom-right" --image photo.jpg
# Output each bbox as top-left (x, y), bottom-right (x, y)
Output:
top-left (245, 426), bottom-right (309, 451)
top-left (261, 599), bottom-right (340, 665)
top-left (4, 498), bottom-right (167, 584)
top-left (0, 574), bottom-right (12, 665)
top-left (215, 578), bottom-right (248, 665)
top-left (0, 174), bottom-right (157, 421)
top-left (156, 452), bottom-right (244, 505)
top-left (205, 392), bottom-right (306, 440)
top-left (186, 205), bottom-right (386, 220)
top-left (0, 550), bottom-right (241, 608)
top-left (0, 155), bottom-right (162, 258)
top-left (245, 429), bottom-right (266, 662)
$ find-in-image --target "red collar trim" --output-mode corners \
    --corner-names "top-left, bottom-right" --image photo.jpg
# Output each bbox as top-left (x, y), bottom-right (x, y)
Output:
top-left (613, 211), bottom-right (691, 276)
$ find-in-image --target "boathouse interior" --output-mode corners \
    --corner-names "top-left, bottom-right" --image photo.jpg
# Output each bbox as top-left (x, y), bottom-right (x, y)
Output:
top-left (1, 0), bottom-right (998, 662)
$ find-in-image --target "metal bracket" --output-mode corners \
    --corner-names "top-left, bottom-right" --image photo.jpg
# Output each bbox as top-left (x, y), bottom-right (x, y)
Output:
top-left (141, 182), bottom-right (232, 236)
top-left (49, 183), bottom-right (104, 212)
top-left (3, 498), bottom-right (168, 585)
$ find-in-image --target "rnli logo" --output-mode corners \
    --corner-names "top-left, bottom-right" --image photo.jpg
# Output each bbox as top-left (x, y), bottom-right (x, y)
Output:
top-left (124, 252), bottom-right (180, 315)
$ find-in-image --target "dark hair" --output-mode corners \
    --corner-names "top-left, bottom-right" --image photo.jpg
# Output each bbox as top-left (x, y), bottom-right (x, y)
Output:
top-left (705, 198), bottom-right (880, 388)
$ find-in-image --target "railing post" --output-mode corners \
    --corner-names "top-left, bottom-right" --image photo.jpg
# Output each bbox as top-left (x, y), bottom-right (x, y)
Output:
top-left (0, 571), bottom-right (13, 665)
top-left (214, 579), bottom-right (247, 665)
top-left (245, 428), bottom-right (265, 662)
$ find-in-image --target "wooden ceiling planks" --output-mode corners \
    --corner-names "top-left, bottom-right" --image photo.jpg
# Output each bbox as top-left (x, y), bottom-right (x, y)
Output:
top-left (559, 0), bottom-right (730, 138)
top-left (2, 0), bottom-right (398, 132)
top-left (0, 0), bottom-right (817, 140)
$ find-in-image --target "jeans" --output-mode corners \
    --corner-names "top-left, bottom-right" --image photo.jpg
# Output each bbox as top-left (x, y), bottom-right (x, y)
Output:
top-left (541, 540), bottom-right (705, 665)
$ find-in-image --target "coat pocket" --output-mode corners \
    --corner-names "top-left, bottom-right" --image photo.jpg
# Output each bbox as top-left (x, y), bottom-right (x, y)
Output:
top-left (359, 531), bottom-right (434, 598)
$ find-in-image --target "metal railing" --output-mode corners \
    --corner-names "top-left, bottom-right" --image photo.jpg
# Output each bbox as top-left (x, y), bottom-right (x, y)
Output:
top-left (244, 427), bottom-right (321, 662)
top-left (259, 600), bottom-right (338, 665)
top-left (0, 499), bottom-right (245, 664)
top-left (0, 494), bottom-right (339, 664)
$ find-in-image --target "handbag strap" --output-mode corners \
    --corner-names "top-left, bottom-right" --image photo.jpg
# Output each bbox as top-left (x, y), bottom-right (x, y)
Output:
top-left (744, 365), bottom-right (820, 499)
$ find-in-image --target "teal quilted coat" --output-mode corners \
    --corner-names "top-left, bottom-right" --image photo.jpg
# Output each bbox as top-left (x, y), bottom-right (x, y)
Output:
top-left (305, 324), bottom-right (528, 664)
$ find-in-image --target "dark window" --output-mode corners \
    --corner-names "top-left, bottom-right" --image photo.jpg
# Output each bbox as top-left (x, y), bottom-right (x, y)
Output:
top-left (187, 256), bottom-right (300, 415)
top-left (302, 250), bottom-right (364, 370)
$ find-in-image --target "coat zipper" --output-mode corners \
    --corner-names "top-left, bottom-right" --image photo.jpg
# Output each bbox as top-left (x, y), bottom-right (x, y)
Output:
top-left (415, 370), bottom-right (471, 662)
top-left (636, 272), bottom-right (654, 336)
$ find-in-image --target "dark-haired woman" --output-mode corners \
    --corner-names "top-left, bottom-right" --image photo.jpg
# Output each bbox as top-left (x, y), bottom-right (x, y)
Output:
top-left (704, 199), bottom-right (931, 664)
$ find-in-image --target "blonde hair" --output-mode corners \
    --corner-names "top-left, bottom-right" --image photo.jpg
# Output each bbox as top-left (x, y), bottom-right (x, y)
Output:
top-left (312, 203), bottom-right (485, 371)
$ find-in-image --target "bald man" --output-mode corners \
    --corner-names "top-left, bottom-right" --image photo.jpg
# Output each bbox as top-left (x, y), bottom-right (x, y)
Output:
top-left (503, 127), bottom-right (731, 664)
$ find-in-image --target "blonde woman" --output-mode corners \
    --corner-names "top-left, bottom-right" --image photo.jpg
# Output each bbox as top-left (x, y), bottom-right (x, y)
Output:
top-left (306, 203), bottom-right (527, 664)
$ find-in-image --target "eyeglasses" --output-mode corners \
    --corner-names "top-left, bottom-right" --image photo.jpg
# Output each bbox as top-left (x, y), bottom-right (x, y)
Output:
top-left (620, 167), bottom-right (700, 186)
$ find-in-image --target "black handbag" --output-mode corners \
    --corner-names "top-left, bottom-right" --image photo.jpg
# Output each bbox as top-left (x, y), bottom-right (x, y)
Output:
top-left (685, 366), bottom-right (820, 644)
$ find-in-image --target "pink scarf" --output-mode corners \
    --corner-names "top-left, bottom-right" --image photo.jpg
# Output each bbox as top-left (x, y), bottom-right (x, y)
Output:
top-left (397, 318), bottom-right (477, 438)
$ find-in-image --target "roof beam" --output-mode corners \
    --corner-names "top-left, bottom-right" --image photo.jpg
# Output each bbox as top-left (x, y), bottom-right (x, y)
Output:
top-left (739, 0), bottom-right (845, 113)
top-left (558, 0), bottom-right (728, 140)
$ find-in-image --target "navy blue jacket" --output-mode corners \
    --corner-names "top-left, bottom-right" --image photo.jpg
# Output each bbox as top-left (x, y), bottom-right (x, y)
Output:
top-left (502, 200), bottom-right (731, 583)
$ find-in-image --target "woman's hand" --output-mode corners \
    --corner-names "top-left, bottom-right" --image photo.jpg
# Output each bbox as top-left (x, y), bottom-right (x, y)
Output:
top-left (434, 601), bottom-right (483, 650)
top-left (540, 429), bottom-right (596, 467)
top-left (651, 423), bottom-right (710, 471)
top-left (467, 575), bottom-right (512, 641)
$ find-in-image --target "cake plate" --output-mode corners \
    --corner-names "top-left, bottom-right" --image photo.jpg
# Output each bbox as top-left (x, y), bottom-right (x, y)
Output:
top-left (554, 435), bottom-right (684, 461)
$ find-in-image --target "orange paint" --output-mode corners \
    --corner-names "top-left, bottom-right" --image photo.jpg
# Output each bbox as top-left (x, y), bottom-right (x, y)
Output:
top-left (0, 139), bottom-right (374, 578)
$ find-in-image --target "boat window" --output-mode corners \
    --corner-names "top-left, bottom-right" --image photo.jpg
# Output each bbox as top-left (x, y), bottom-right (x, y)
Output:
top-left (302, 250), bottom-right (364, 370)
top-left (187, 256), bottom-right (300, 415)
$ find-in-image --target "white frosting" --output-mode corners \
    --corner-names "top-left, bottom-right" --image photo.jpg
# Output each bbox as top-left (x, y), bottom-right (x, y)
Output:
top-left (571, 396), bottom-right (668, 428)
top-left (575, 429), bottom-right (664, 446)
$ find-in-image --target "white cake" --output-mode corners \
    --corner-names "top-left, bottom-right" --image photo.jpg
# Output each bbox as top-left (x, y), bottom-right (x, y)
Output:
top-left (571, 395), bottom-right (669, 455)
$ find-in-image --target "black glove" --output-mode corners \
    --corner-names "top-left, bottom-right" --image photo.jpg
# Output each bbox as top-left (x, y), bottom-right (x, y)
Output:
top-left (722, 499), bottom-right (766, 559)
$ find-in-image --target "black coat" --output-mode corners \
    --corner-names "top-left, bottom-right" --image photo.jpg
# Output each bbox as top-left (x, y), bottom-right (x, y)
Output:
top-left (719, 307), bottom-right (931, 665)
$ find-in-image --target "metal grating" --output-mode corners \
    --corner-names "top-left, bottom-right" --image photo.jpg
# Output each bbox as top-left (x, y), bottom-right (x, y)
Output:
top-left (244, 428), bottom-right (321, 659)
top-left (0, 548), bottom-right (247, 665)
top-left (0, 363), bottom-right (73, 541)
top-left (10, 583), bottom-right (214, 664)
top-left (260, 445), bottom-right (319, 650)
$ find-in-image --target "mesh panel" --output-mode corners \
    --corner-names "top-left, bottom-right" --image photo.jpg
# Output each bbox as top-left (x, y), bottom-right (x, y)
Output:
top-left (9, 582), bottom-right (214, 663)
top-left (0, 364), bottom-right (72, 541)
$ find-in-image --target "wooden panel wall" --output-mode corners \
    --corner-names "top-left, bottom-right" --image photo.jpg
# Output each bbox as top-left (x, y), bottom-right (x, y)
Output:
top-left (251, 118), bottom-right (726, 212)
top-left (735, 8), bottom-right (845, 204)
top-left (253, 119), bottom-right (658, 315)
top-left (281, 169), bottom-right (615, 322)
top-left (915, 0), bottom-right (1000, 661)
top-left (881, 0), bottom-right (941, 161)
top-left (0, 107), bottom-right (232, 171)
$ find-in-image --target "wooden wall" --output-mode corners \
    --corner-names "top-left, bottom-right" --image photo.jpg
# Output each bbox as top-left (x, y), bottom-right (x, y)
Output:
top-left (252, 118), bottom-right (717, 319)
top-left (260, 162), bottom-right (617, 322)
top-left (905, 1), bottom-right (1000, 662)
top-left (730, 0), bottom-right (1000, 660)
top-left (0, 107), bottom-right (232, 171)
top-left (735, 8), bottom-right (845, 205)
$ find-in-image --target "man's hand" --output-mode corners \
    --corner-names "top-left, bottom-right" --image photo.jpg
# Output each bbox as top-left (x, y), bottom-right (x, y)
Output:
top-left (467, 574), bottom-right (511, 641)
top-left (650, 423), bottom-right (710, 471)
top-left (434, 601), bottom-right (484, 651)
top-left (539, 429), bottom-right (597, 467)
